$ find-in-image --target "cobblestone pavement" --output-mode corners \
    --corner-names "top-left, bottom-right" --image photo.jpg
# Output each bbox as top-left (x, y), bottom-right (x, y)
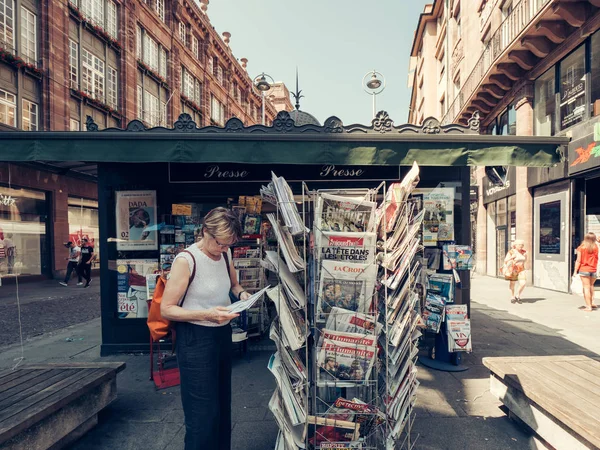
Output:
top-left (0, 278), bottom-right (100, 346)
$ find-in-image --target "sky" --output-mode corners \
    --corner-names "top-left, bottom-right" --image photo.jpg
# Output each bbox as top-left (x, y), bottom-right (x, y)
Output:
top-left (207, 0), bottom-right (428, 126)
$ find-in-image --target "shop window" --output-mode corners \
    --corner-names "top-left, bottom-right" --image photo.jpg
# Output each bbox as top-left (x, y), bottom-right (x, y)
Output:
top-left (22, 99), bottom-right (38, 131)
top-left (0, 0), bottom-right (15, 51)
top-left (560, 45), bottom-right (586, 130)
top-left (591, 31), bottom-right (600, 117)
top-left (0, 185), bottom-right (48, 276)
top-left (68, 197), bottom-right (99, 268)
top-left (20, 7), bottom-right (36, 64)
top-left (497, 110), bottom-right (508, 135)
top-left (534, 67), bottom-right (556, 136)
top-left (539, 200), bottom-right (561, 254)
top-left (0, 88), bottom-right (16, 128)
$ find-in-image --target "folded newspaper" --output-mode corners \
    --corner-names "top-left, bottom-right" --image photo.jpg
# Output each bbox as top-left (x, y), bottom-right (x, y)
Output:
top-left (325, 398), bottom-right (385, 438)
top-left (263, 251), bottom-right (307, 309)
top-left (266, 213), bottom-right (306, 272)
top-left (376, 162), bottom-right (420, 235)
top-left (325, 306), bottom-right (382, 336)
top-left (225, 285), bottom-right (271, 313)
top-left (317, 260), bottom-right (377, 316)
top-left (267, 285), bottom-right (307, 351)
top-left (305, 416), bottom-right (360, 447)
top-left (261, 172), bottom-right (308, 236)
top-left (317, 338), bottom-right (377, 386)
top-left (268, 352), bottom-right (307, 426)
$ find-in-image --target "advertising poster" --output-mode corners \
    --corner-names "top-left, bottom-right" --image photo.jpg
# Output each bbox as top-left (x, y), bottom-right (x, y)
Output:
top-left (117, 259), bottom-right (159, 319)
top-left (116, 191), bottom-right (158, 251)
top-left (418, 187), bottom-right (455, 246)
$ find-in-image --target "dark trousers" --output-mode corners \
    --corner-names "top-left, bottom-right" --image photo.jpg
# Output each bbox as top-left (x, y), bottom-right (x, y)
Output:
top-left (77, 263), bottom-right (91, 283)
top-left (64, 261), bottom-right (80, 283)
top-left (175, 321), bottom-right (232, 450)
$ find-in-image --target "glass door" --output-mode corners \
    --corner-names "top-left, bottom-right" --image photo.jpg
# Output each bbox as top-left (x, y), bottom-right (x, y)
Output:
top-left (496, 226), bottom-right (508, 277)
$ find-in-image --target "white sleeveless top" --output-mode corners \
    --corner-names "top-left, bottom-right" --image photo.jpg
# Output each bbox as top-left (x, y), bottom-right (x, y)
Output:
top-left (174, 244), bottom-right (232, 327)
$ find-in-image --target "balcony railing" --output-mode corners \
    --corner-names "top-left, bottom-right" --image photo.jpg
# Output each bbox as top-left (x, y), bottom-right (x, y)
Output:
top-left (441, 0), bottom-right (551, 125)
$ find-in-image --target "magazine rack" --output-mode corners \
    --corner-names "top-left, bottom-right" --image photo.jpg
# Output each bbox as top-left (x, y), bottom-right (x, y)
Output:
top-left (262, 166), bottom-right (427, 449)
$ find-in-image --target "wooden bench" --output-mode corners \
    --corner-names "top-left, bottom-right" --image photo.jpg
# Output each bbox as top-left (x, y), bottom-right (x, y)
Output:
top-left (483, 356), bottom-right (600, 450)
top-left (0, 362), bottom-right (126, 449)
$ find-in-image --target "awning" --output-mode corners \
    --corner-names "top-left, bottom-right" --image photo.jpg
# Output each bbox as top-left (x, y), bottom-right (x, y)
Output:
top-left (0, 112), bottom-right (569, 167)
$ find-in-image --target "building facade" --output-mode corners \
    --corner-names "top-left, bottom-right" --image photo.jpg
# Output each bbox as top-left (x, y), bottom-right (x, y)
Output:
top-left (0, 0), bottom-right (291, 279)
top-left (409, 0), bottom-right (600, 292)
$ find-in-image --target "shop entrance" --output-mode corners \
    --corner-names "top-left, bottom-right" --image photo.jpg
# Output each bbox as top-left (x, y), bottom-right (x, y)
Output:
top-left (496, 226), bottom-right (508, 277)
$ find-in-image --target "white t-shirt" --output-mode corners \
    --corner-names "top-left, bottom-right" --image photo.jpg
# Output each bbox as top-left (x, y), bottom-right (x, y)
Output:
top-left (174, 244), bottom-right (232, 327)
top-left (69, 246), bottom-right (81, 262)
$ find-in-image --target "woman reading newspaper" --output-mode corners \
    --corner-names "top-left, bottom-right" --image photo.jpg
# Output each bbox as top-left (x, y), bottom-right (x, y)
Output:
top-left (161, 208), bottom-right (250, 450)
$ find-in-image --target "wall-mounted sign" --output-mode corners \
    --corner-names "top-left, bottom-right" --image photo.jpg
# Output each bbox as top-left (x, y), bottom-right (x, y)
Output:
top-left (481, 169), bottom-right (516, 205)
top-left (168, 163), bottom-right (400, 183)
top-left (568, 133), bottom-right (600, 175)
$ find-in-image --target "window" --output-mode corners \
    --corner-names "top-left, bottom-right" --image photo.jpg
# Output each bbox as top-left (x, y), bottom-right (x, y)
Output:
top-left (20, 7), bottom-right (36, 64)
top-left (81, 48), bottom-right (105, 101)
top-left (22, 99), bottom-right (38, 131)
top-left (216, 65), bottom-right (223, 85)
top-left (207, 56), bottom-right (214, 75)
top-left (192, 36), bottom-right (199, 59)
top-left (182, 67), bottom-right (195, 99)
top-left (106, 1), bottom-right (117, 39)
top-left (69, 40), bottom-right (78, 89)
top-left (136, 26), bottom-right (142, 59)
top-left (161, 101), bottom-right (166, 126)
top-left (70, 118), bottom-right (80, 131)
top-left (456, 9), bottom-right (461, 40)
top-left (107, 66), bottom-right (117, 109)
top-left (155, 0), bottom-right (165, 21)
top-left (560, 45), bottom-right (586, 130)
top-left (194, 80), bottom-right (201, 105)
top-left (0, 88), bottom-right (16, 127)
top-left (143, 32), bottom-right (159, 72)
top-left (592, 31), bottom-right (600, 116)
top-left (439, 96), bottom-right (445, 117)
top-left (0, 0), bottom-right (15, 50)
top-left (453, 75), bottom-right (461, 101)
top-left (144, 90), bottom-right (160, 127)
top-left (159, 47), bottom-right (167, 78)
top-left (137, 85), bottom-right (143, 119)
top-left (210, 94), bottom-right (224, 125)
top-left (539, 201), bottom-right (561, 254)
top-left (81, 0), bottom-right (104, 26)
top-left (534, 67), bottom-right (555, 136)
top-left (178, 21), bottom-right (186, 43)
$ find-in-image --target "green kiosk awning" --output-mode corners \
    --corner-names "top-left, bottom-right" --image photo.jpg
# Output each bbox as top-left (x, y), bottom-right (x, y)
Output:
top-left (0, 112), bottom-right (569, 167)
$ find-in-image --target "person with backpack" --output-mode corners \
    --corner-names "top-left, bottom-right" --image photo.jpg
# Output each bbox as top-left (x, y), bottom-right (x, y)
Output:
top-left (160, 207), bottom-right (250, 450)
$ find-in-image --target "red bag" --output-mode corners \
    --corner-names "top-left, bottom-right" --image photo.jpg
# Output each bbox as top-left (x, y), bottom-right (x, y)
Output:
top-left (147, 250), bottom-right (196, 342)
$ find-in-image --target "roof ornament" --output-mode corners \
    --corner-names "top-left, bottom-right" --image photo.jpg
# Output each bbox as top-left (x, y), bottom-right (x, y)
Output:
top-left (291, 67), bottom-right (304, 111)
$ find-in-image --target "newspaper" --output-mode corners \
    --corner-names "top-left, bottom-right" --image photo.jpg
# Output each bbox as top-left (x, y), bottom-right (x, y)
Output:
top-left (305, 416), bottom-right (360, 447)
top-left (447, 319), bottom-right (472, 352)
top-left (317, 339), bottom-right (377, 386)
top-left (325, 398), bottom-right (385, 438)
top-left (446, 304), bottom-right (468, 320)
top-left (382, 238), bottom-right (421, 290)
top-left (268, 352), bottom-right (307, 426)
top-left (317, 329), bottom-right (378, 350)
top-left (319, 232), bottom-right (376, 265)
top-left (382, 217), bottom-right (423, 271)
top-left (384, 208), bottom-right (424, 252)
top-left (268, 389), bottom-right (305, 450)
top-left (264, 251), bottom-right (307, 309)
top-left (260, 173), bottom-right (308, 235)
top-left (315, 193), bottom-right (376, 236)
top-left (317, 260), bottom-right (377, 316)
top-left (267, 286), bottom-right (307, 351)
top-left (269, 322), bottom-right (307, 388)
top-left (225, 285), bottom-right (271, 313)
top-left (266, 213), bottom-right (306, 272)
top-left (325, 307), bottom-right (382, 336)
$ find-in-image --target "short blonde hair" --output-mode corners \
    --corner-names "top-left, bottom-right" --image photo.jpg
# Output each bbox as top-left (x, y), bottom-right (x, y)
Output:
top-left (513, 239), bottom-right (524, 247)
top-left (201, 207), bottom-right (242, 241)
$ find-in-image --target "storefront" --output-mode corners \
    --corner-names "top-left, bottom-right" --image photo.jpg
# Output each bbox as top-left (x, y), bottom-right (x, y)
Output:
top-left (0, 185), bottom-right (51, 276)
top-left (482, 169), bottom-right (516, 277)
top-left (0, 111), bottom-right (568, 354)
top-left (68, 196), bottom-right (100, 269)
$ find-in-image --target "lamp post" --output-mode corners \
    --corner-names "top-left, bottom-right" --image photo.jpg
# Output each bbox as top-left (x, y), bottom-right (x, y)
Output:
top-left (253, 72), bottom-right (274, 125)
top-left (362, 70), bottom-right (386, 119)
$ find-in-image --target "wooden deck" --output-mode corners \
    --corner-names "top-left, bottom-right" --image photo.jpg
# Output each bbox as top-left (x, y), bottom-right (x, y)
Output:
top-left (483, 355), bottom-right (600, 450)
top-left (0, 362), bottom-right (126, 449)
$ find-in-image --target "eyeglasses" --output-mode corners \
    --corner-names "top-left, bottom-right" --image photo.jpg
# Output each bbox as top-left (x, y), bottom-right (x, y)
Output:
top-left (208, 233), bottom-right (236, 248)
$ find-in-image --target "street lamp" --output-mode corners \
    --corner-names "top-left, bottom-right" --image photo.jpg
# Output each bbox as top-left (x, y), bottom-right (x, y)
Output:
top-left (253, 72), bottom-right (274, 125)
top-left (362, 70), bottom-right (386, 119)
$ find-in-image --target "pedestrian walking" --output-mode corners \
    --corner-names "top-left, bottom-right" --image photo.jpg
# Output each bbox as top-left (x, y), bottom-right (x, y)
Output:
top-left (59, 241), bottom-right (81, 287)
top-left (503, 239), bottom-right (527, 304)
top-left (77, 238), bottom-right (95, 288)
top-left (160, 207), bottom-right (250, 450)
top-left (573, 232), bottom-right (598, 312)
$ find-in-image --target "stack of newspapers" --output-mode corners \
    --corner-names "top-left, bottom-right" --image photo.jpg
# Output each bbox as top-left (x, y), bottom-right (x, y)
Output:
top-left (261, 173), bottom-right (309, 449)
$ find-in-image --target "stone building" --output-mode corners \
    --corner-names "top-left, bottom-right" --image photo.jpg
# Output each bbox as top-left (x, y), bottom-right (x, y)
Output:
top-left (409, 0), bottom-right (600, 292)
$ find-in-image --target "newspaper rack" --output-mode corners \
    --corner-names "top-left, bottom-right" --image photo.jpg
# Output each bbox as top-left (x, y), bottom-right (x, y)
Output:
top-left (261, 168), bottom-right (424, 449)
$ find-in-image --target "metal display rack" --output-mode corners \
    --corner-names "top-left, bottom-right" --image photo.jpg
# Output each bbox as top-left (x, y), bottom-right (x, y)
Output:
top-left (263, 169), bottom-right (425, 449)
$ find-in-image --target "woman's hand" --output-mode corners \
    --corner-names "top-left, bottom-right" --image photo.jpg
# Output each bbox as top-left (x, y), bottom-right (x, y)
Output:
top-left (205, 306), bottom-right (239, 325)
top-left (239, 291), bottom-right (251, 301)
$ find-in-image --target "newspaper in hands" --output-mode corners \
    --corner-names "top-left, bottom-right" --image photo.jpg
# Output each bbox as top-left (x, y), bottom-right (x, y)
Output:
top-left (225, 285), bottom-right (271, 314)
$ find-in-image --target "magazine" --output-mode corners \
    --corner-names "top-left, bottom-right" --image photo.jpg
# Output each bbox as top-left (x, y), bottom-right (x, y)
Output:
top-left (376, 162), bottom-right (420, 234)
top-left (446, 304), bottom-right (468, 320)
top-left (319, 232), bottom-right (377, 265)
top-left (427, 272), bottom-right (455, 303)
top-left (317, 260), bottom-right (377, 316)
top-left (325, 398), bottom-right (385, 438)
top-left (424, 293), bottom-right (446, 315)
top-left (422, 309), bottom-right (443, 333)
top-left (423, 248), bottom-right (442, 270)
top-left (305, 416), bottom-right (360, 447)
top-left (442, 244), bottom-right (474, 270)
top-left (243, 214), bottom-right (262, 235)
top-left (325, 307), bottom-right (382, 336)
top-left (116, 259), bottom-right (159, 319)
top-left (317, 339), bottom-right (377, 385)
top-left (315, 193), bottom-right (376, 235)
top-left (447, 319), bottom-right (472, 352)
